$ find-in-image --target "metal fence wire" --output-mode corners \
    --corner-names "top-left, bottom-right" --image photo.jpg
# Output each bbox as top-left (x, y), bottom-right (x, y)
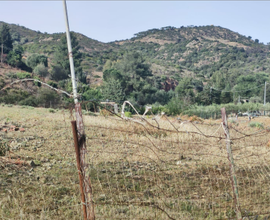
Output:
top-left (77, 102), bottom-right (270, 220)
top-left (1, 103), bottom-right (270, 219)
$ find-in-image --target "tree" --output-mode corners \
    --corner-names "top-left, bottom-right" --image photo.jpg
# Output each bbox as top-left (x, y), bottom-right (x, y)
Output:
top-left (33, 63), bottom-right (49, 77)
top-left (175, 77), bottom-right (195, 105)
top-left (11, 32), bottom-right (20, 43)
top-left (0, 23), bottom-right (13, 54)
top-left (26, 53), bottom-right (48, 69)
top-left (102, 79), bottom-right (125, 104)
top-left (211, 71), bottom-right (225, 90)
top-left (192, 79), bottom-right (203, 92)
top-left (220, 91), bottom-right (232, 104)
top-left (50, 65), bottom-right (69, 81)
top-left (82, 88), bottom-right (102, 101)
top-left (77, 71), bottom-right (87, 84)
top-left (249, 96), bottom-right (262, 103)
top-left (234, 73), bottom-right (268, 98)
top-left (154, 89), bottom-right (174, 105)
top-left (102, 60), bottom-right (114, 72)
top-left (103, 68), bottom-right (123, 83)
top-left (114, 51), bottom-right (152, 94)
top-left (36, 87), bottom-right (60, 107)
top-left (196, 85), bottom-right (221, 105)
top-left (166, 97), bottom-right (184, 115)
top-left (7, 45), bottom-right (23, 67)
top-left (220, 84), bottom-right (233, 104)
top-left (51, 32), bottom-right (82, 81)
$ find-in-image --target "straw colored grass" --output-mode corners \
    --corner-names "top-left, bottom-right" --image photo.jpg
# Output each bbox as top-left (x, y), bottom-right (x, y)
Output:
top-left (1, 105), bottom-right (270, 219)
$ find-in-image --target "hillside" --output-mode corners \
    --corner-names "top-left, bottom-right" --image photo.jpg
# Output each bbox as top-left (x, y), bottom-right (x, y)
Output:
top-left (114, 25), bottom-right (270, 81)
top-left (0, 21), bottom-right (114, 75)
top-left (1, 21), bottom-right (270, 112)
top-left (0, 21), bottom-right (111, 52)
top-left (2, 21), bottom-right (270, 81)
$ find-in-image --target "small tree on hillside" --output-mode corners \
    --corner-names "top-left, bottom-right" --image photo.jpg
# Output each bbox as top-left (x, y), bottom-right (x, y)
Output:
top-left (102, 79), bottom-right (125, 104)
top-left (7, 45), bottom-right (23, 67)
top-left (51, 32), bottom-right (83, 82)
top-left (26, 53), bottom-right (48, 70)
top-left (33, 63), bottom-right (49, 77)
top-left (0, 23), bottom-right (13, 55)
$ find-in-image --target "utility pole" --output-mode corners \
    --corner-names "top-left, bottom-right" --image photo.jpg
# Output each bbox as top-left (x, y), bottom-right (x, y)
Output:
top-left (1, 43), bottom-right (3, 64)
top-left (63, 0), bottom-right (78, 104)
top-left (63, 1), bottom-right (95, 220)
top-left (264, 81), bottom-right (267, 105)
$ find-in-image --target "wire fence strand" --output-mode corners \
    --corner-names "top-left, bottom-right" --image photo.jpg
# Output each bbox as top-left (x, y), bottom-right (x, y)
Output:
top-left (78, 103), bottom-right (270, 219)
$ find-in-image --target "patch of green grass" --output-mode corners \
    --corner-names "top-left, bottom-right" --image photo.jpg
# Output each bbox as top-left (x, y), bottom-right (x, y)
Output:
top-left (249, 122), bottom-right (264, 129)
top-left (124, 112), bottom-right (132, 117)
top-left (49, 108), bottom-right (55, 113)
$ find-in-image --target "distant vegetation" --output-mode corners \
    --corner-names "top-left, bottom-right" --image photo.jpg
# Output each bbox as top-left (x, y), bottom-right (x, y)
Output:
top-left (1, 21), bottom-right (270, 115)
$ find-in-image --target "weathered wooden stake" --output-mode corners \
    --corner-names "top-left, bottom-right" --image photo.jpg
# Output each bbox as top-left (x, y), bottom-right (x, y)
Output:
top-left (75, 103), bottom-right (95, 220)
top-left (221, 107), bottom-right (242, 220)
top-left (71, 120), bottom-right (87, 220)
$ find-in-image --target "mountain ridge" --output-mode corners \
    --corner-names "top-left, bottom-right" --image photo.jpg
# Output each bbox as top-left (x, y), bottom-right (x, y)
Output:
top-left (1, 21), bottom-right (270, 110)
top-left (1, 21), bottom-right (270, 82)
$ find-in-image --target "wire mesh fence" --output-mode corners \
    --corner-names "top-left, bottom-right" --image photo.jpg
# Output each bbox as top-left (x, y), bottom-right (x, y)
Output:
top-left (77, 102), bottom-right (270, 219)
top-left (1, 103), bottom-right (270, 219)
top-left (229, 125), bottom-right (270, 218)
top-left (0, 106), bottom-right (84, 220)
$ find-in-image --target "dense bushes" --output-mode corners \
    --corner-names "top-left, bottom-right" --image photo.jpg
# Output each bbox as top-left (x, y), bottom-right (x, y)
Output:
top-left (16, 72), bottom-right (31, 79)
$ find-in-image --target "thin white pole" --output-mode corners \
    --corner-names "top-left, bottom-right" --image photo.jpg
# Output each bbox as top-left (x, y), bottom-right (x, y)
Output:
top-left (63, 0), bottom-right (78, 104)
top-left (1, 44), bottom-right (3, 63)
top-left (264, 81), bottom-right (267, 105)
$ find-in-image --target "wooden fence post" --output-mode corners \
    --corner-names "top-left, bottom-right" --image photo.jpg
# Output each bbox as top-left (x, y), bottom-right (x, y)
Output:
top-left (221, 107), bottom-right (242, 220)
top-left (75, 103), bottom-right (95, 220)
top-left (71, 120), bottom-right (87, 220)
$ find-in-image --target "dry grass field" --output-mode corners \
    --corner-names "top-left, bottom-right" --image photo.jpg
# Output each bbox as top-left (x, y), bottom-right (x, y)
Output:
top-left (1, 105), bottom-right (270, 219)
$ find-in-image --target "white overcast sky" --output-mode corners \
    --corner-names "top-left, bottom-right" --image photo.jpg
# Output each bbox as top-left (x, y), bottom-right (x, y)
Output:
top-left (0, 1), bottom-right (269, 44)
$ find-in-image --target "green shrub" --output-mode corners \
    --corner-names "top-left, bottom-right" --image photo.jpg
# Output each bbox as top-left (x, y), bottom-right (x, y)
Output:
top-left (7, 72), bottom-right (17, 79)
top-left (16, 72), bottom-right (31, 79)
top-left (18, 96), bottom-right (37, 107)
top-left (33, 63), bottom-right (48, 77)
top-left (47, 81), bottom-right (58, 88)
top-left (33, 76), bottom-right (41, 87)
top-left (49, 108), bottom-right (55, 113)
top-left (249, 122), bottom-right (264, 129)
top-left (152, 105), bottom-right (169, 115)
top-left (125, 112), bottom-right (132, 118)
top-left (165, 97), bottom-right (184, 115)
top-left (0, 89), bottom-right (30, 105)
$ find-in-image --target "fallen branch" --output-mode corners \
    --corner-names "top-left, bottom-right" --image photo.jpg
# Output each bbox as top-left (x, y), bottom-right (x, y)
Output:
top-left (1, 78), bottom-right (74, 98)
